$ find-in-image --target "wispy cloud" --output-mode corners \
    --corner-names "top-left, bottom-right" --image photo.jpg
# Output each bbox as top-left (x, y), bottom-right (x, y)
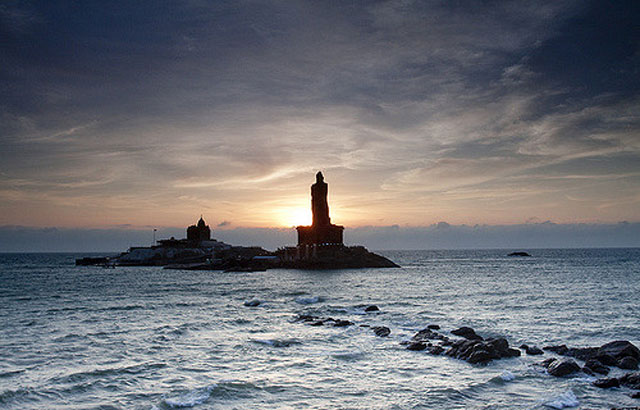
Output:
top-left (0, 1), bottom-right (638, 229)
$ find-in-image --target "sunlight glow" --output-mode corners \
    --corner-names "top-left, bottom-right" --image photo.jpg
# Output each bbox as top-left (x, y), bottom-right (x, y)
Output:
top-left (279, 207), bottom-right (312, 227)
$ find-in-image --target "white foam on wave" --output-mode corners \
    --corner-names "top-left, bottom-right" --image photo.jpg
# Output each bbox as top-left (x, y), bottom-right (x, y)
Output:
top-left (500, 370), bottom-right (515, 381)
top-left (162, 385), bottom-right (216, 408)
top-left (295, 296), bottom-right (324, 304)
top-left (542, 390), bottom-right (579, 409)
top-left (252, 338), bottom-right (300, 347)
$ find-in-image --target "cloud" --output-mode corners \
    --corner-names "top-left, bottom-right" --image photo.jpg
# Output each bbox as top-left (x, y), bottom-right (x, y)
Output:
top-left (0, 1), bottom-right (638, 228)
top-left (1, 222), bottom-right (639, 252)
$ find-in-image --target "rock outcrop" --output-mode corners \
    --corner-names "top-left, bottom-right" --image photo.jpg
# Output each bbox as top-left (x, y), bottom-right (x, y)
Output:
top-left (407, 326), bottom-right (520, 365)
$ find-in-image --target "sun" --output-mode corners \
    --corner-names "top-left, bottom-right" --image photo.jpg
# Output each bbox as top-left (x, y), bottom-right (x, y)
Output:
top-left (282, 207), bottom-right (312, 227)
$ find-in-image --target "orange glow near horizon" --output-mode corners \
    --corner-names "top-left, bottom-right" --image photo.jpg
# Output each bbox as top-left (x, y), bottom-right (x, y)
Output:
top-left (275, 207), bottom-right (312, 227)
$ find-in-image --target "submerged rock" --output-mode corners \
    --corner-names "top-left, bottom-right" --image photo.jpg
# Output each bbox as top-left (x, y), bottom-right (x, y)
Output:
top-left (332, 319), bottom-right (353, 327)
top-left (427, 324), bottom-right (440, 330)
top-left (243, 299), bottom-right (261, 307)
top-left (372, 326), bottom-right (390, 337)
top-left (544, 345), bottom-right (569, 355)
top-left (593, 378), bottom-right (620, 389)
top-left (520, 344), bottom-right (544, 355)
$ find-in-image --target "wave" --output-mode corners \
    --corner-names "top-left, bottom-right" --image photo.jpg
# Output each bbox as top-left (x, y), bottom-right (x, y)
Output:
top-left (542, 390), bottom-right (579, 409)
top-left (51, 362), bottom-right (167, 384)
top-left (101, 304), bottom-right (146, 312)
top-left (251, 338), bottom-right (301, 348)
top-left (161, 384), bottom-right (216, 408)
top-left (0, 369), bottom-right (25, 378)
top-left (295, 296), bottom-right (324, 305)
top-left (489, 370), bottom-right (516, 383)
top-left (157, 380), bottom-right (264, 408)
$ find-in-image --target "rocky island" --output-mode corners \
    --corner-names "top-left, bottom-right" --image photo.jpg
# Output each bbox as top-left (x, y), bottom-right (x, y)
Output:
top-left (76, 172), bottom-right (398, 270)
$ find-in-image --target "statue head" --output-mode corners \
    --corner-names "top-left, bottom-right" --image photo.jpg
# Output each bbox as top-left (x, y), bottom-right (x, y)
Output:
top-left (316, 171), bottom-right (324, 183)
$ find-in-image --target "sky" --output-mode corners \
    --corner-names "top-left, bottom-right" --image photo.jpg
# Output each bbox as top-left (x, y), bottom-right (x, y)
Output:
top-left (1, 0), bottom-right (639, 250)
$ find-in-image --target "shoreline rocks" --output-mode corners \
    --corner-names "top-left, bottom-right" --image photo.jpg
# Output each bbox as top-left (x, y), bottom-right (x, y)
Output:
top-left (294, 311), bottom-right (640, 403)
top-left (544, 341), bottom-right (640, 370)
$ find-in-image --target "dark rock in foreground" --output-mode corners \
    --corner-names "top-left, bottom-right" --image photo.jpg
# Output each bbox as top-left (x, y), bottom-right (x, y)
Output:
top-left (593, 378), bottom-right (620, 388)
top-left (620, 372), bottom-right (640, 389)
top-left (600, 341), bottom-right (640, 360)
top-left (446, 337), bottom-right (520, 364)
top-left (620, 356), bottom-right (640, 370)
top-left (585, 359), bottom-right (610, 375)
top-left (543, 340), bottom-right (640, 371)
top-left (451, 326), bottom-right (483, 340)
top-left (407, 342), bottom-right (427, 351)
top-left (520, 344), bottom-right (544, 355)
top-left (407, 325), bottom-right (519, 365)
top-left (545, 359), bottom-right (581, 377)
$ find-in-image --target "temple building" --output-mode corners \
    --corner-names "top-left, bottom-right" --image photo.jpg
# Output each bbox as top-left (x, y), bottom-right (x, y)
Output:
top-left (296, 172), bottom-right (344, 246)
top-left (187, 216), bottom-right (211, 242)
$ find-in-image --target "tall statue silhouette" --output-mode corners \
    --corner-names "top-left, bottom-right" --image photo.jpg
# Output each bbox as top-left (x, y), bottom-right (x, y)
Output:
top-left (311, 172), bottom-right (330, 226)
top-left (297, 171), bottom-right (344, 246)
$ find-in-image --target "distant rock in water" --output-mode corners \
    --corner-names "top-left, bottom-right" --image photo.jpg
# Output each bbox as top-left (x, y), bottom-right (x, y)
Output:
top-left (507, 252), bottom-right (531, 257)
top-left (365, 305), bottom-right (380, 312)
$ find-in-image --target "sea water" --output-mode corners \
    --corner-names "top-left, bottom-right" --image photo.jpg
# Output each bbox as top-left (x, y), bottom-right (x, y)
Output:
top-left (1, 249), bottom-right (639, 409)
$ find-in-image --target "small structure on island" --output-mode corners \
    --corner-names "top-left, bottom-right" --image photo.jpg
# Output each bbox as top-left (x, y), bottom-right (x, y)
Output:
top-left (187, 216), bottom-right (211, 242)
top-left (296, 172), bottom-right (344, 246)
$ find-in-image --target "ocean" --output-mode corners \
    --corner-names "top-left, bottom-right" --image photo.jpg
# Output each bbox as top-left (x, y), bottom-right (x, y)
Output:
top-left (1, 249), bottom-right (639, 409)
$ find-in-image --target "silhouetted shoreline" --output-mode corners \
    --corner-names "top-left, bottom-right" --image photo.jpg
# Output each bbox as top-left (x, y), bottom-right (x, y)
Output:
top-left (77, 173), bottom-right (399, 270)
